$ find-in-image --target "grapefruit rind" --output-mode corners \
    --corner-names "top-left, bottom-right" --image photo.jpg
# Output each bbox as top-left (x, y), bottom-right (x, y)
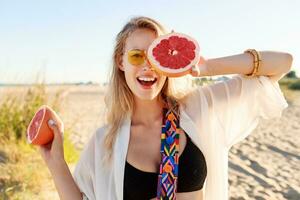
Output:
top-left (26, 106), bottom-right (46, 143)
top-left (26, 105), bottom-right (63, 145)
top-left (147, 32), bottom-right (200, 77)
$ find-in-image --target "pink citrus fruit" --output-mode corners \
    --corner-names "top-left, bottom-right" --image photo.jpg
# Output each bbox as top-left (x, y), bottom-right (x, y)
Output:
top-left (147, 32), bottom-right (201, 77)
top-left (26, 105), bottom-right (63, 145)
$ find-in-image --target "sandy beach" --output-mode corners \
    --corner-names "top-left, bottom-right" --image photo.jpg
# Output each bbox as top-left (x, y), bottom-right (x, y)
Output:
top-left (229, 104), bottom-right (300, 199)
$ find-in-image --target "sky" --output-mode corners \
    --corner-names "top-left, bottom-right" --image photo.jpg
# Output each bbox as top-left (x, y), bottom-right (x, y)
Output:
top-left (0, 0), bottom-right (299, 84)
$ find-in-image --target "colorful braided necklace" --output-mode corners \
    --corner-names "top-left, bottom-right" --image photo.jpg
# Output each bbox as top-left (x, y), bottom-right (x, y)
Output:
top-left (156, 107), bottom-right (182, 200)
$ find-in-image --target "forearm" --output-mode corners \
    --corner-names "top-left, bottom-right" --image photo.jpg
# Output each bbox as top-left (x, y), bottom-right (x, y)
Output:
top-left (202, 51), bottom-right (293, 78)
top-left (49, 160), bottom-right (83, 200)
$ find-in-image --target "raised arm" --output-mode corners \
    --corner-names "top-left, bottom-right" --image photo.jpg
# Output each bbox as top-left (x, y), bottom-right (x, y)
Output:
top-left (192, 50), bottom-right (293, 81)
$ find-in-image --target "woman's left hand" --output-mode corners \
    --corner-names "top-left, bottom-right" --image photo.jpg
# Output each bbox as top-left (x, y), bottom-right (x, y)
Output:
top-left (190, 56), bottom-right (208, 77)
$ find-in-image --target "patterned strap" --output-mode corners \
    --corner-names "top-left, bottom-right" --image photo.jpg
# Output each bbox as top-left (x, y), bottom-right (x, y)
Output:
top-left (156, 108), bottom-right (182, 200)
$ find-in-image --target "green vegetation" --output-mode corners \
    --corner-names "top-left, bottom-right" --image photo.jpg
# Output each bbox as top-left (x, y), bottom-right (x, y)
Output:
top-left (0, 84), bottom-right (79, 200)
top-left (279, 78), bottom-right (300, 91)
top-left (285, 70), bottom-right (298, 79)
top-left (279, 70), bottom-right (300, 91)
top-left (288, 79), bottom-right (300, 90)
top-left (192, 77), bottom-right (215, 86)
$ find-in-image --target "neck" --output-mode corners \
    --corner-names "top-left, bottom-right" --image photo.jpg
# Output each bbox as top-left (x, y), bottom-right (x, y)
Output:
top-left (131, 96), bottom-right (164, 126)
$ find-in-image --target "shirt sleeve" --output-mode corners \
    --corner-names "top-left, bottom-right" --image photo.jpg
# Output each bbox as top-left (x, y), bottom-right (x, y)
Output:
top-left (202, 74), bottom-right (288, 148)
top-left (72, 134), bottom-right (96, 200)
top-left (72, 161), bottom-right (93, 200)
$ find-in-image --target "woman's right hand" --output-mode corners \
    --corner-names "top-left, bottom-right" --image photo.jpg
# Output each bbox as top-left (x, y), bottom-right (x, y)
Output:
top-left (38, 119), bottom-right (84, 200)
top-left (38, 118), bottom-right (65, 170)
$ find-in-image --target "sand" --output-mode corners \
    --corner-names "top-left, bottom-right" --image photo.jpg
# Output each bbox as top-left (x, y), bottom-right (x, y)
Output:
top-left (229, 105), bottom-right (300, 199)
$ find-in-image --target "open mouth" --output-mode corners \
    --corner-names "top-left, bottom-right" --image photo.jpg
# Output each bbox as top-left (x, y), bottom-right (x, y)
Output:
top-left (136, 76), bottom-right (158, 88)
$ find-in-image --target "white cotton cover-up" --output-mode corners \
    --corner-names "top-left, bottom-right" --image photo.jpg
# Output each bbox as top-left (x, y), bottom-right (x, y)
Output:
top-left (72, 74), bottom-right (288, 200)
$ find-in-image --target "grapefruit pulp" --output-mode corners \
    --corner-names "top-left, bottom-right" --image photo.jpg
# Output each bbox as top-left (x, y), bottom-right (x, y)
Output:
top-left (147, 32), bottom-right (200, 77)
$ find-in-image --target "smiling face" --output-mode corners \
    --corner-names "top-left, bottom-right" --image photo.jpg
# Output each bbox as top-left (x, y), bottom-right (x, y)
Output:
top-left (119, 28), bottom-right (167, 101)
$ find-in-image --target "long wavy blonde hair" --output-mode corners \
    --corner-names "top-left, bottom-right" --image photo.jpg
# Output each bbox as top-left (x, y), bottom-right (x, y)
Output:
top-left (103, 16), bottom-right (193, 165)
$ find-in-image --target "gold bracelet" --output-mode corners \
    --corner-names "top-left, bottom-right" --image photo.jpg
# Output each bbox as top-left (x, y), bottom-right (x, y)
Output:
top-left (244, 49), bottom-right (262, 77)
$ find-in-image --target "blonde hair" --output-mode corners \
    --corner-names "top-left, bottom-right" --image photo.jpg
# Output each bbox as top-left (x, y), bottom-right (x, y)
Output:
top-left (103, 16), bottom-right (193, 165)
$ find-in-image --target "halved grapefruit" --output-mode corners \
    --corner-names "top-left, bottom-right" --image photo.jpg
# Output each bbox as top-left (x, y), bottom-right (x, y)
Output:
top-left (26, 105), bottom-right (63, 145)
top-left (147, 32), bottom-right (200, 77)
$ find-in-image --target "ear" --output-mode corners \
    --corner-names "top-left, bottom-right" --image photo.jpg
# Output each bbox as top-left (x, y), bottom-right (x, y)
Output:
top-left (117, 54), bottom-right (125, 71)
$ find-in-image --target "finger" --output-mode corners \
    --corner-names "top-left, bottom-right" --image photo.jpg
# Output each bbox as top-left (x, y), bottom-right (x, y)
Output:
top-left (190, 65), bottom-right (200, 77)
top-left (47, 120), bottom-right (64, 157)
top-left (48, 119), bottom-right (64, 143)
top-left (49, 109), bottom-right (64, 133)
top-left (198, 56), bottom-right (205, 65)
top-left (41, 141), bottom-right (52, 150)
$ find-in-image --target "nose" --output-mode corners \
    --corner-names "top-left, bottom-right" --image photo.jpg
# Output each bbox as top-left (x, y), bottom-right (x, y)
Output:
top-left (142, 64), bottom-right (155, 71)
top-left (142, 57), bottom-right (155, 71)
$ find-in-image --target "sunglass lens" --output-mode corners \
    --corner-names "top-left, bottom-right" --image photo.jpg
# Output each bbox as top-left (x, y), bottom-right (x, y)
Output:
top-left (128, 50), bottom-right (145, 66)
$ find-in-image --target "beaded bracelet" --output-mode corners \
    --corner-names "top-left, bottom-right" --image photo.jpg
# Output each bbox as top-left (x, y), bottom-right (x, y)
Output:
top-left (244, 49), bottom-right (262, 77)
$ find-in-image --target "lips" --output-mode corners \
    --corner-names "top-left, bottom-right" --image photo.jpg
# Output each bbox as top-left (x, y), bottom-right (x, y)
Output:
top-left (136, 76), bottom-right (157, 88)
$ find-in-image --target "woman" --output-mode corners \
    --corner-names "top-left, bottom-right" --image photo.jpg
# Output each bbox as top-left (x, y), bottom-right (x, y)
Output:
top-left (39, 16), bottom-right (293, 200)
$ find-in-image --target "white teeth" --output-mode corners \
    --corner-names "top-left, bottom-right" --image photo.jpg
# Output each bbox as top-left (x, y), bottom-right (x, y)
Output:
top-left (137, 77), bottom-right (156, 82)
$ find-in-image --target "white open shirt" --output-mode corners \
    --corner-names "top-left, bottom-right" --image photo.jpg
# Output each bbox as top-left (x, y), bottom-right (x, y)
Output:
top-left (72, 74), bottom-right (288, 200)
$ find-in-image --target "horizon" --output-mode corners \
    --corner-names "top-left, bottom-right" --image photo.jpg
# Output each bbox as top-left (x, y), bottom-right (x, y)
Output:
top-left (0, 1), bottom-right (299, 84)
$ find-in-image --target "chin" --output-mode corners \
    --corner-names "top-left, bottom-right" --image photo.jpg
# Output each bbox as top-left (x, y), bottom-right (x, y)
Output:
top-left (135, 93), bottom-right (157, 101)
top-left (134, 90), bottom-right (160, 101)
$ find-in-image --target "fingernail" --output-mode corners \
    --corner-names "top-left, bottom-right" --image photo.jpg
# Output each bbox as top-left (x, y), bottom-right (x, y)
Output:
top-left (48, 119), bottom-right (56, 127)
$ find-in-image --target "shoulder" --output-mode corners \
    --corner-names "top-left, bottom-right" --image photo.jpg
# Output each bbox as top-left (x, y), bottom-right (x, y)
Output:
top-left (180, 75), bottom-right (246, 108)
top-left (178, 87), bottom-right (207, 123)
top-left (178, 77), bottom-right (239, 119)
top-left (179, 85), bottom-right (209, 112)
top-left (78, 125), bottom-right (109, 161)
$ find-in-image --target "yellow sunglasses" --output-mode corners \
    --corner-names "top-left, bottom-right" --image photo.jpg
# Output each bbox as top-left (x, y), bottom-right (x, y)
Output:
top-left (127, 49), bottom-right (150, 66)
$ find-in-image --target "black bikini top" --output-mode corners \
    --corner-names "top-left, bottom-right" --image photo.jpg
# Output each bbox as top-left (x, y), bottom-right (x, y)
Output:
top-left (123, 132), bottom-right (207, 200)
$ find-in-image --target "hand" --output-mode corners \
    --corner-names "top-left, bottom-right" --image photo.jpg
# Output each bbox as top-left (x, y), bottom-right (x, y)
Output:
top-left (190, 56), bottom-right (208, 77)
top-left (38, 118), bottom-right (65, 169)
